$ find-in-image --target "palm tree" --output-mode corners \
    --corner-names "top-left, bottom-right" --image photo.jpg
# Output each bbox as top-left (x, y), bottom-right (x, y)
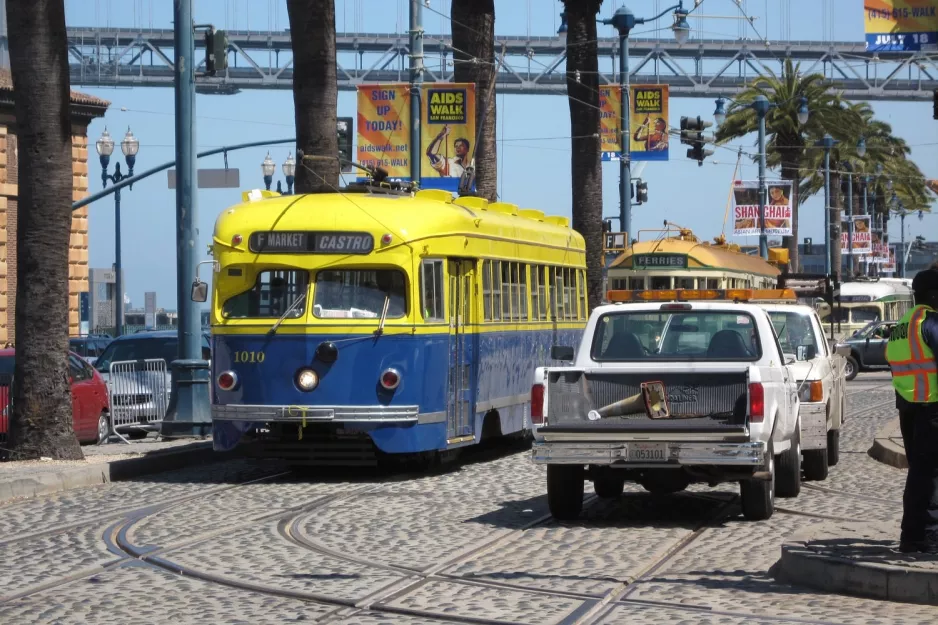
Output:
top-left (715, 59), bottom-right (856, 272)
top-left (6, 0), bottom-right (83, 460)
top-left (451, 0), bottom-right (497, 201)
top-left (286, 0), bottom-right (340, 193)
top-left (562, 0), bottom-right (604, 310)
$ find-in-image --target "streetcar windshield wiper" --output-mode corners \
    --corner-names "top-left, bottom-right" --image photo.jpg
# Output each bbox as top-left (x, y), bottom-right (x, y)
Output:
top-left (374, 293), bottom-right (391, 337)
top-left (268, 292), bottom-right (306, 336)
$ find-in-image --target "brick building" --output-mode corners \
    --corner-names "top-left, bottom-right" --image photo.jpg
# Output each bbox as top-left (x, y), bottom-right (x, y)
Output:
top-left (0, 69), bottom-right (109, 342)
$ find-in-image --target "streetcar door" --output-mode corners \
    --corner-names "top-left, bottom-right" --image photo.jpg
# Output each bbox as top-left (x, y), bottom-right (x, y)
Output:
top-left (447, 260), bottom-right (475, 442)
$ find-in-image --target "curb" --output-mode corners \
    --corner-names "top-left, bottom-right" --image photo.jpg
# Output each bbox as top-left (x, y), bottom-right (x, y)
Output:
top-left (776, 542), bottom-right (938, 606)
top-left (0, 441), bottom-right (218, 505)
top-left (868, 417), bottom-right (907, 469)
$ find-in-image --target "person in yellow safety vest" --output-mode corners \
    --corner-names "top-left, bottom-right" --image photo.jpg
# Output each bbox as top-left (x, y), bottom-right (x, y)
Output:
top-left (886, 264), bottom-right (938, 554)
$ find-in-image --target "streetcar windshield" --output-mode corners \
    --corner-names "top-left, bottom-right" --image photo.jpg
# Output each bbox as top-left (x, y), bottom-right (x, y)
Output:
top-left (222, 270), bottom-right (309, 319)
top-left (850, 306), bottom-right (882, 324)
top-left (313, 269), bottom-right (407, 319)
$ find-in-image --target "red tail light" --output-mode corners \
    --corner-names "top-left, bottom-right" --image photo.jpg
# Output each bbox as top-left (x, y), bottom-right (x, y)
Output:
top-left (531, 384), bottom-right (544, 424)
top-left (380, 368), bottom-right (401, 390)
top-left (217, 371), bottom-right (238, 391)
top-left (748, 382), bottom-right (764, 423)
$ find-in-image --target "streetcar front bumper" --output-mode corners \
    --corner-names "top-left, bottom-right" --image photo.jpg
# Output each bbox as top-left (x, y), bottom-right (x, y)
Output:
top-left (211, 403), bottom-right (445, 425)
top-left (531, 440), bottom-right (766, 466)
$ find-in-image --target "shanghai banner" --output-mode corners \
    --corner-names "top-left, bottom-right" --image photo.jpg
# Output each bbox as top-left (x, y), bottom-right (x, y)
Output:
top-left (731, 180), bottom-right (793, 236)
top-left (864, 0), bottom-right (938, 51)
top-left (629, 85), bottom-right (670, 161)
top-left (355, 84), bottom-right (411, 180)
top-left (600, 85), bottom-right (622, 161)
top-left (420, 83), bottom-right (476, 192)
top-left (840, 216), bottom-right (873, 254)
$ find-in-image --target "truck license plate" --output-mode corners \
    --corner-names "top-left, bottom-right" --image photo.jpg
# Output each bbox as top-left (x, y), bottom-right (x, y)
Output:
top-left (627, 443), bottom-right (668, 462)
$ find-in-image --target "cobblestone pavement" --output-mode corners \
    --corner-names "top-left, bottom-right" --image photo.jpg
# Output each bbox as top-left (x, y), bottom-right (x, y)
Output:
top-left (1, 372), bottom-right (936, 624)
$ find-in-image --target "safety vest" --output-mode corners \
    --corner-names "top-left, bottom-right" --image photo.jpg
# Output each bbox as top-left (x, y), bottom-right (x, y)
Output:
top-left (886, 305), bottom-right (938, 403)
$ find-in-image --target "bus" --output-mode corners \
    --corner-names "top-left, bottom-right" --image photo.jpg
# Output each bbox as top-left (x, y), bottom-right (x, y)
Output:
top-left (606, 226), bottom-right (782, 293)
top-left (818, 279), bottom-right (913, 339)
top-left (198, 186), bottom-right (587, 466)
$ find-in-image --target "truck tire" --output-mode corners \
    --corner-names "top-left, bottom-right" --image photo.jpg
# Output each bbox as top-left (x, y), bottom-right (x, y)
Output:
top-left (827, 429), bottom-right (840, 466)
top-left (844, 355), bottom-right (859, 381)
top-left (803, 447), bottom-right (829, 481)
top-left (740, 452), bottom-right (774, 521)
top-left (775, 428), bottom-right (801, 498)
top-left (592, 470), bottom-right (625, 499)
top-left (547, 465), bottom-right (585, 520)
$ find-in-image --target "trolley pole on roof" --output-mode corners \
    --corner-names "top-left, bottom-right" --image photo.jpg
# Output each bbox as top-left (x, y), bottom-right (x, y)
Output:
top-left (409, 0), bottom-right (423, 184)
top-left (160, 0), bottom-right (212, 439)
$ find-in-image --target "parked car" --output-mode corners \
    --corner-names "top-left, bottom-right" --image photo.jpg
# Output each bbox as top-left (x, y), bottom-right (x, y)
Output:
top-left (835, 320), bottom-right (897, 381)
top-left (0, 349), bottom-right (110, 445)
top-left (69, 335), bottom-right (113, 366)
top-left (94, 331), bottom-right (211, 438)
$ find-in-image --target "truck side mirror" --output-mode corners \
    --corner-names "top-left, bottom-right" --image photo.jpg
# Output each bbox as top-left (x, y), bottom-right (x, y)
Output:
top-left (550, 345), bottom-right (574, 361)
top-left (797, 345), bottom-right (816, 361)
top-left (190, 279), bottom-right (209, 303)
top-left (835, 345), bottom-right (851, 358)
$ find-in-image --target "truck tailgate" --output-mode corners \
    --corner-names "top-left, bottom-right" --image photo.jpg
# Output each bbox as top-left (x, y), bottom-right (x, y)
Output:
top-left (540, 370), bottom-right (749, 435)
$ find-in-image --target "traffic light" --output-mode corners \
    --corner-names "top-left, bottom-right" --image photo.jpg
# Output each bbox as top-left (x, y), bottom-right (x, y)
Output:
top-left (205, 27), bottom-right (229, 75)
top-left (804, 237), bottom-right (813, 255)
top-left (680, 116), bottom-right (714, 166)
top-left (635, 179), bottom-right (648, 204)
top-left (602, 219), bottom-right (612, 233)
top-left (337, 117), bottom-right (353, 172)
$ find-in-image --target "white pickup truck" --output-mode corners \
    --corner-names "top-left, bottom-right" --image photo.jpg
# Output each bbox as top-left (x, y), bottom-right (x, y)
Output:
top-left (531, 297), bottom-right (801, 522)
top-left (762, 303), bottom-right (847, 480)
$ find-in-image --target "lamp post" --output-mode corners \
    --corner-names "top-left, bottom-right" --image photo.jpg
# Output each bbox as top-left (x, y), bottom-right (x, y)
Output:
top-left (600, 2), bottom-right (690, 241)
top-left (845, 160), bottom-right (853, 277)
top-left (814, 134), bottom-right (838, 277)
top-left (714, 94), bottom-right (809, 260)
top-left (262, 152), bottom-right (297, 195)
top-left (862, 174), bottom-right (870, 276)
top-left (95, 127), bottom-right (139, 338)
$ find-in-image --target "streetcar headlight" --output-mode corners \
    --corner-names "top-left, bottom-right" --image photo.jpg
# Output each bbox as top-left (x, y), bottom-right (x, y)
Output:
top-left (295, 368), bottom-right (319, 392)
top-left (217, 370), bottom-right (239, 391)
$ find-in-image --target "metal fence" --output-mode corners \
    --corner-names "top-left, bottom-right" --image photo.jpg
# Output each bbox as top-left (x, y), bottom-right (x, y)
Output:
top-left (108, 359), bottom-right (169, 444)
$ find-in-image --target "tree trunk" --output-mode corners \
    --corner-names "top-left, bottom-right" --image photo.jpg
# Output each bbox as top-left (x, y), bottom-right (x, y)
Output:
top-left (829, 172), bottom-right (843, 283)
top-left (781, 159), bottom-right (800, 272)
top-left (451, 0), bottom-right (497, 201)
top-left (563, 0), bottom-right (604, 310)
top-left (287, 0), bottom-right (340, 193)
top-left (6, 0), bottom-right (82, 460)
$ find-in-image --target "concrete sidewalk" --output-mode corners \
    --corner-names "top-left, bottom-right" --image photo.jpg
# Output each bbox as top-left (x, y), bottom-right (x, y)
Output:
top-left (868, 417), bottom-right (908, 469)
top-left (0, 434), bottom-right (218, 504)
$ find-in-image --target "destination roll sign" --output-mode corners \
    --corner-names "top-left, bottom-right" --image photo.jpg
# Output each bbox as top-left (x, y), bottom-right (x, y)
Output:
top-left (249, 231), bottom-right (375, 254)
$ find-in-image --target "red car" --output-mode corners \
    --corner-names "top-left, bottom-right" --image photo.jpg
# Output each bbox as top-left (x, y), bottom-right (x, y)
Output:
top-left (0, 349), bottom-right (111, 445)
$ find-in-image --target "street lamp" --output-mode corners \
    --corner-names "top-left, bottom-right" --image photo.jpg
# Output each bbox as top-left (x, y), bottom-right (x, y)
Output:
top-left (96, 126), bottom-right (139, 338)
top-left (262, 152), bottom-right (296, 194)
top-left (261, 152), bottom-right (276, 190)
top-left (600, 1), bottom-right (690, 243)
top-left (282, 152), bottom-right (296, 194)
top-left (814, 134), bottom-right (838, 277)
top-left (714, 94), bottom-right (809, 260)
top-left (557, 11), bottom-right (568, 40)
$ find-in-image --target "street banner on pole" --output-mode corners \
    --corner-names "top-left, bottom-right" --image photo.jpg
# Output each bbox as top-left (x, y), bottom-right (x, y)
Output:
top-left (628, 85), bottom-right (670, 162)
top-left (864, 0), bottom-right (938, 51)
top-left (420, 83), bottom-right (476, 192)
top-left (731, 180), bottom-right (793, 236)
top-left (870, 232), bottom-right (888, 263)
top-left (841, 216), bottom-right (873, 254)
top-left (600, 85), bottom-right (622, 161)
top-left (883, 245), bottom-right (898, 273)
top-left (355, 84), bottom-right (412, 180)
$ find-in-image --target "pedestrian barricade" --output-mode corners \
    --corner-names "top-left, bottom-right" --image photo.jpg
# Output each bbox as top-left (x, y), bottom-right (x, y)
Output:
top-left (108, 359), bottom-right (169, 444)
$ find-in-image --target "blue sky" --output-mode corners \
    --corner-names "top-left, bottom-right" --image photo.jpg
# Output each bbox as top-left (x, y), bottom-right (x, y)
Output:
top-left (67, 0), bottom-right (937, 309)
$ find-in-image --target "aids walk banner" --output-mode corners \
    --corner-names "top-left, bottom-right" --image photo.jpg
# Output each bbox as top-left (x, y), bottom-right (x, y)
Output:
top-left (600, 85), bottom-right (622, 161)
top-left (356, 84), bottom-right (411, 180)
top-left (840, 216), bottom-right (873, 254)
top-left (629, 85), bottom-right (670, 162)
top-left (731, 180), bottom-right (793, 237)
top-left (420, 83), bottom-right (476, 192)
top-left (864, 0), bottom-right (938, 51)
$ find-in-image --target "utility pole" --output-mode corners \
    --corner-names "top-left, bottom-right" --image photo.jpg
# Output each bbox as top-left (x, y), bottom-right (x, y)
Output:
top-left (816, 134), bottom-right (837, 277)
top-left (846, 163), bottom-right (853, 277)
top-left (161, 0), bottom-right (212, 439)
top-left (409, 0), bottom-right (423, 184)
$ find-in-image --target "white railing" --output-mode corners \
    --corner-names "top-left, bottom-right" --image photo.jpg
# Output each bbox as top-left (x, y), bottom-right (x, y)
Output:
top-left (107, 359), bottom-right (169, 444)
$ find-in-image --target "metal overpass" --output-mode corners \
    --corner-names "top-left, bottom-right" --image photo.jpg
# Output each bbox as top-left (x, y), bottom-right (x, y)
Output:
top-left (66, 27), bottom-right (938, 101)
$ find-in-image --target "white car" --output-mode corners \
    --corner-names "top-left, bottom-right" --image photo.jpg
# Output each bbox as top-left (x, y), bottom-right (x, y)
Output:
top-left (761, 303), bottom-right (846, 480)
top-left (531, 296), bottom-right (801, 522)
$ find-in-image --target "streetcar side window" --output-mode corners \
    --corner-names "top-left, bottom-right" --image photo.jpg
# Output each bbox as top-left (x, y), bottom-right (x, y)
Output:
top-left (420, 259), bottom-right (445, 322)
top-left (531, 265), bottom-right (548, 321)
top-left (222, 269), bottom-right (309, 319)
top-left (501, 262), bottom-right (513, 320)
top-left (481, 260), bottom-right (502, 322)
top-left (578, 270), bottom-right (587, 319)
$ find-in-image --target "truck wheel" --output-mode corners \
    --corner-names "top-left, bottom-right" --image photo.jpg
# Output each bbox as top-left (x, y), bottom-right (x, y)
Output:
top-left (547, 465), bottom-right (585, 520)
top-left (803, 448), bottom-right (829, 481)
top-left (592, 471), bottom-right (625, 499)
top-left (775, 429), bottom-right (801, 498)
top-left (827, 429), bottom-right (840, 466)
top-left (740, 453), bottom-right (774, 521)
top-left (844, 355), bottom-right (859, 381)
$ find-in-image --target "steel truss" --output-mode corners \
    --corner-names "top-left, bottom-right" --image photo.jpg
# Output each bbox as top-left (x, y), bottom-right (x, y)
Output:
top-left (66, 28), bottom-right (938, 101)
